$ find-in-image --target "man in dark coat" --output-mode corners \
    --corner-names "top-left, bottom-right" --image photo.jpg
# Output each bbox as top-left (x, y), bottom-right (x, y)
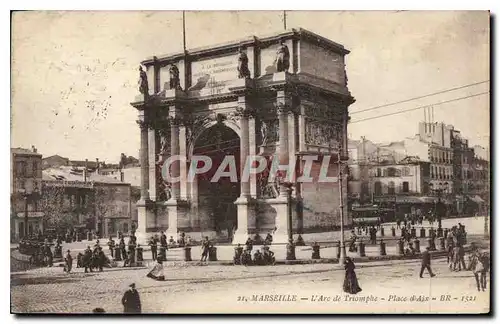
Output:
top-left (420, 247), bottom-right (436, 278)
top-left (149, 236), bottom-right (157, 261)
top-left (83, 246), bottom-right (93, 273)
top-left (160, 231), bottom-right (167, 248)
top-left (64, 249), bottom-right (73, 273)
top-left (122, 283), bottom-right (141, 313)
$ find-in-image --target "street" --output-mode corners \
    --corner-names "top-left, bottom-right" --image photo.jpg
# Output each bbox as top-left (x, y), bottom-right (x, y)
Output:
top-left (11, 256), bottom-right (489, 314)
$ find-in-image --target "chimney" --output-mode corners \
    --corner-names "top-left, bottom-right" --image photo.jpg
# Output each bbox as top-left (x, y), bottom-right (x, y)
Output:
top-left (31, 145), bottom-right (37, 153)
top-left (120, 169), bottom-right (124, 182)
top-left (96, 158), bottom-right (100, 175)
top-left (84, 159), bottom-right (88, 182)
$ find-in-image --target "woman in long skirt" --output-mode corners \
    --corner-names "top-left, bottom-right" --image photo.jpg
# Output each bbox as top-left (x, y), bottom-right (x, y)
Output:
top-left (147, 259), bottom-right (165, 281)
top-left (343, 257), bottom-right (362, 294)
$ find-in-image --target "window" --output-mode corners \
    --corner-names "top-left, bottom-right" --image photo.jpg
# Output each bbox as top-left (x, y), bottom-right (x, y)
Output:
top-left (402, 181), bottom-right (409, 193)
top-left (18, 179), bottom-right (25, 190)
top-left (383, 169), bottom-right (388, 177)
top-left (402, 167), bottom-right (410, 177)
top-left (388, 168), bottom-right (396, 177)
top-left (123, 223), bottom-right (129, 233)
top-left (32, 161), bottom-right (38, 176)
top-left (376, 168), bottom-right (381, 177)
top-left (374, 181), bottom-right (382, 195)
top-left (388, 181), bottom-right (395, 195)
top-left (16, 161), bottom-right (26, 177)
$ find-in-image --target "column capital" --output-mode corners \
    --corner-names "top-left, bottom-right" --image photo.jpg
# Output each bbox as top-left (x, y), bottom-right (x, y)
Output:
top-left (136, 119), bottom-right (150, 130)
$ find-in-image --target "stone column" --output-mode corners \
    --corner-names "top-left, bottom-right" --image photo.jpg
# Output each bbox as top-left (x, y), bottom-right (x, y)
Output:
top-left (148, 128), bottom-right (157, 201)
top-left (169, 116), bottom-right (181, 201)
top-left (233, 97), bottom-right (254, 244)
top-left (272, 90), bottom-right (292, 244)
top-left (138, 120), bottom-right (150, 201)
top-left (136, 115), bottom-right (154, 245)
top-left (165, 107), bottom-right (183, 239)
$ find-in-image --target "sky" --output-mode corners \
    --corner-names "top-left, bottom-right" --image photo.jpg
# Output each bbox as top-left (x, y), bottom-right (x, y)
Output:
top-left (11, 11), bottom-right (490, 163)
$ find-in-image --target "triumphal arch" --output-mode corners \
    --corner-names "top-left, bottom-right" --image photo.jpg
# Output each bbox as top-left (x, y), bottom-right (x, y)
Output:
top-left (131, 28), bottom-right (355, 244)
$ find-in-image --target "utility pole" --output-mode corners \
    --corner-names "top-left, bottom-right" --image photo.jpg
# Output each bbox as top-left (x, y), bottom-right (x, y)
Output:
top-left (182, 11), bottom-right (187, 52)
top-left (283, 10), bottom-right (287, 30)
top-left (484, 144), bottom-right (490, 239)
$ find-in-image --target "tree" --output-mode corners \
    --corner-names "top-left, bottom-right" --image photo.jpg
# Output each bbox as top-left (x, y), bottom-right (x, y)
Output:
top-left (38, 185), bottom-right (75, 232)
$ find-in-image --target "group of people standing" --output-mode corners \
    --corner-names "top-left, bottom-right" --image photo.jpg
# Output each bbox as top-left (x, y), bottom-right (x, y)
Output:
top-left (76, 242), bottom-right (108, 273)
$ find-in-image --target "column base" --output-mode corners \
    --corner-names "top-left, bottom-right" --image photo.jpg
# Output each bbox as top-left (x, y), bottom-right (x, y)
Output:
top-left (164, 199), bottom-right (188, 240)
top-left (267, 196), bottom-right (290, 244)
top-left (232, 196), bottom-right (254, 245)
top-left (136, 199), bottom-right (155, 245)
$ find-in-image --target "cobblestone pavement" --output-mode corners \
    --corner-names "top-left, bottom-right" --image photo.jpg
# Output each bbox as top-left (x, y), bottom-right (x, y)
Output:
top-left (11, 255), bottom-right (489, 314)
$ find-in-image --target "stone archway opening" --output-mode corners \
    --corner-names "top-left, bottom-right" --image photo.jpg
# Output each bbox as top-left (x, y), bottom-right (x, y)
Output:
top-left (193, 123), bottom-right (241, 240)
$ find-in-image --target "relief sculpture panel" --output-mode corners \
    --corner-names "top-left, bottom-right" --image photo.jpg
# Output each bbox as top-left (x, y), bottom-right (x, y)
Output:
top-left (304, 120), bottom-right (342, 147)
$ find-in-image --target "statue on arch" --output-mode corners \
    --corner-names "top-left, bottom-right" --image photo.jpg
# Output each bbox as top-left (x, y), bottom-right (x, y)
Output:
top-left (274, 41), bottom-right (290, 72)
top-left (237, 47), bottom-right (251, 79)
top-left (169, 64), bottom-right (182, 90)
top-left (138, 66), bottom-right (149, 95)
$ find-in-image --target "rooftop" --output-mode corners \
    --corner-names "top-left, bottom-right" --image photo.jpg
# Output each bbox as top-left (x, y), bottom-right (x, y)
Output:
top-left (42, 166), bottom-right (128, 185)
top-left (142, 28), bottom-right (349, 65)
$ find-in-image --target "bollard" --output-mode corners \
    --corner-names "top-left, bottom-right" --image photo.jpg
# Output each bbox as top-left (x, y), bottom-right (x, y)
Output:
top-left (391, 227), bottom-right (396, 237)
top-left (114, 246), bottom-right (122, 261)
top-left (136, 246), bottom-right (144, 262)
top-left (158, 246), bottom-right (167, 262)
top-left (437, 227), bottom-right (443, 238)
top-left (379, 239), bottom-right (386, 256)
top-left (184, 247), bottom-right (192, 261)
top-left (312, 243), bottom-right (321, 259)
top-left (286, 243), bottom-right (296, 261)
top-left (380, 227), bottom-right (385, 237)
top-left (420, 228), bottom-right (426, 238)
top-left (438, 237), bottom-right (445, 250)
top-left (54, 245), bottom-right (63, 259)
top-left (414, 239), bottom-right (420, 253)
top-left (427, 238), bottom-right (435, 251)
top-left (209, 246), bottom-right (218, 261)
top-left (411, 227), bottom-right (416, 238)
top-left (397, 239), bottom-right (405, 255)
top-left (336, 241), bottom-right (341, 259)
top-left (357, 240), bottom-right (366, 257)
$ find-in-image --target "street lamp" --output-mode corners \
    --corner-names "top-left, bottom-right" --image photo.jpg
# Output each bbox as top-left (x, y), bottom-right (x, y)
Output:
top-left (429, 182), bottom-right (448, 237)
top-left (337, 147), bottom-right (349, 265)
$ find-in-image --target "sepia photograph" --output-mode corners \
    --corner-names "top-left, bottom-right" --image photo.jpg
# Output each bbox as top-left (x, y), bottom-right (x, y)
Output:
top-left (9, 9), bottom-right (490, 314)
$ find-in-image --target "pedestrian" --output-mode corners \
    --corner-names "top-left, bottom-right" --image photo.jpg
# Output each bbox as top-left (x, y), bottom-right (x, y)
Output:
top-left (64, 249), bottom-right (73, 273)
top-left (107, 236), bottom-right (115, 258)
top-left (119, 237), bottom-right (126, 260)
top-left (160, 231), bottom-right (167, 248)
top-left (452, 245), bottom-right (461, 271)
top-left (149, 236), bottom-right (158, 261)
top-left (200, 236), bottom-right (210, 262)
top-left (121, 283), bottom-right (141, 313)
top-left (147, 259), bottom-right (165, 281)
top-left (97, 247), bottom-right (106, 272)
top-left (419, 247), bottom-right (436, 278)
top-left (83, 246), bottom-right (93, 273)
top-left (343, 257), bottom-right (362, 294)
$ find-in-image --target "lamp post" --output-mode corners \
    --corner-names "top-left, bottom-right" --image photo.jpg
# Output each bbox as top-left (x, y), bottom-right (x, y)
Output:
top-left (337, 147), bottom-right (349, 265)
top-left (430, 182), bottom-right (448, 237)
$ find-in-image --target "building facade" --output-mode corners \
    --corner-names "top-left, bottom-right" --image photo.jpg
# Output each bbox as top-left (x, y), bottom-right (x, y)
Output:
top-left (41, 166), bottom-right (134, 238)
top-left (11, 147), bottom-right (44, 241)
top-left (131, 28), bottom-right (355, 243)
